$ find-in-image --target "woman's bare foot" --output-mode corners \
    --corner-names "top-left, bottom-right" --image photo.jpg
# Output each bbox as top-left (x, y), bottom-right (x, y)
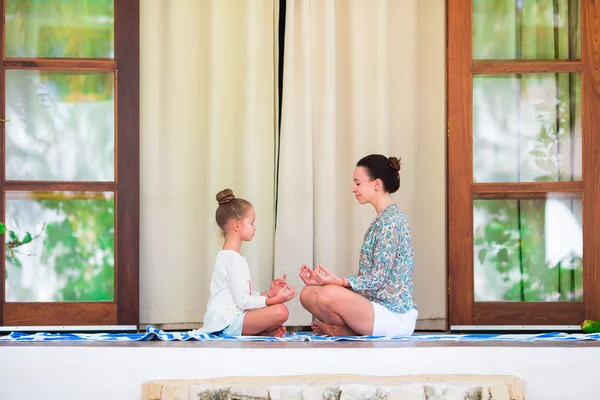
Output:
top-left (257, 325), bottom-right (287, 338)
top-left (311, 321), bottom-right (358, 336)
top-left (310, 320), bottom-right (330, 335)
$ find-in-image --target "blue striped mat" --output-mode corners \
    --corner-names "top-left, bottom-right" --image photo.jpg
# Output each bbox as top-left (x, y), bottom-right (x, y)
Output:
top-left (1, 325), bottom-right (600, 342)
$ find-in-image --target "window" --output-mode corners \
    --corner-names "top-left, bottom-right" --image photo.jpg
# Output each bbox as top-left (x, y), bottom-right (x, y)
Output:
top-left (448, 0), bottom-right (599, 327)
top-left (0, 0), bottom-right (139, 326)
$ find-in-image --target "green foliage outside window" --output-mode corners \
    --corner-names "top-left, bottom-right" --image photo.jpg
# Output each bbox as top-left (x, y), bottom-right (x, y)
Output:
top-left (472, 0), bottom-right (583, 302)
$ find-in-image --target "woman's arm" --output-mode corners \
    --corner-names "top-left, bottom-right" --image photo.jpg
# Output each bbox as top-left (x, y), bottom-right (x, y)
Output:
top-left (346, 223), bottom-right (400, 294)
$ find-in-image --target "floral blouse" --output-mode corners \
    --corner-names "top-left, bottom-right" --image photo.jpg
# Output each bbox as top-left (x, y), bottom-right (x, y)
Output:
top-left (346, 204), bottom-right (416, 314)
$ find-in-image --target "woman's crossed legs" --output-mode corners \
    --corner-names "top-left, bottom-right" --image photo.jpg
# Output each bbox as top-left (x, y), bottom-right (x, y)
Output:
top-left (300, 285), bottom-right (374, 336)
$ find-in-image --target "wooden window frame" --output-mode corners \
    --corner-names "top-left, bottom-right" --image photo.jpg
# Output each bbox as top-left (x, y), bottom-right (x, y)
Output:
top-left (447, 0), bottom-right (600, 327)
top-left (0, 0), bottom-right (139, 326)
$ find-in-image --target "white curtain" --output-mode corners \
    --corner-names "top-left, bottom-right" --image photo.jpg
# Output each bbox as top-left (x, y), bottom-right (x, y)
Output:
top-left (137, 0), bottom-right (446, 328)
top-left (275, 0), bottom-right (446, 328)
top-left (139, 0), bottom-right (278, 325)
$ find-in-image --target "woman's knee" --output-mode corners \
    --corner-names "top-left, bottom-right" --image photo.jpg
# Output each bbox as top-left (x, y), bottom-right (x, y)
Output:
top-left (315, 285), bottom-right (342, 310)
top-left (300, 285), bottom-right (317, 308)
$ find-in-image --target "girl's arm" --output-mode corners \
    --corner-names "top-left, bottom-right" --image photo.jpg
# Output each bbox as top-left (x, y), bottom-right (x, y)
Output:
top-left (227, 259), bottom-right (268, 310)
top-left (250, 290), bottom-right (267, 297)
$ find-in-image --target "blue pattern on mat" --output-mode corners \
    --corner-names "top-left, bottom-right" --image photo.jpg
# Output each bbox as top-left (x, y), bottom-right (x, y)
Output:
top-left (1, 325), bottom-right (600, 342)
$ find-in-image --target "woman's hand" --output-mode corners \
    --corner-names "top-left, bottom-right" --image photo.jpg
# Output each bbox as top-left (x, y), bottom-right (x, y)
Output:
top-left (313, 264), bottom-right (344, 286)
top-left (299, 264), bottom-right (320, 286)
top-left (267, 274), bottom-right (287, 298)
top-left (267, 285), bottom-right (297, 305)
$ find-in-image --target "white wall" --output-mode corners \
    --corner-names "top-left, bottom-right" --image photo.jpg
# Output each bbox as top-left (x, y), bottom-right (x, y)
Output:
top-left (413, 0), bottom-right (447, 329)
top-left (0, 345), bottom-right (597, 400)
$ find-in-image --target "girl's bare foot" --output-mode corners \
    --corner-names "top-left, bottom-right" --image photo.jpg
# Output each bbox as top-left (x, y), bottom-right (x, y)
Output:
top-left (258, 325), bottom-right (287, 338)
top-left (311, 321), bottom-right (358, 336)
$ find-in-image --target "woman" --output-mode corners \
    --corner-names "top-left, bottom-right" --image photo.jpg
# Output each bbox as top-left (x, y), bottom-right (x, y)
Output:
top-left (298, 154), bottom-right (418, 336)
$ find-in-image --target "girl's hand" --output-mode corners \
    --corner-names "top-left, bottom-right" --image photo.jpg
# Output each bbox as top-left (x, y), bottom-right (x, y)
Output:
top-left (299, 264), bottom-right (320, 286)
top-left (268, 285), bottom-right (297, 304)
top-left (267, 274), bottom-right (287, 298)
top-left (313, 264), bottom-right (344, 286)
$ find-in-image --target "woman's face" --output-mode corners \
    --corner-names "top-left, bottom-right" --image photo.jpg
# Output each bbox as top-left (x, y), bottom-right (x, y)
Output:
top-left (352, 166), bottom-right (377, 205)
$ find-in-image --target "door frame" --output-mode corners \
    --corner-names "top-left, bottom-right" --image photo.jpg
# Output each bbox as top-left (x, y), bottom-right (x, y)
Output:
top-left (0, 0), bottom-right (139, 328)
top-left (447, 0), bottom-right (600, 329)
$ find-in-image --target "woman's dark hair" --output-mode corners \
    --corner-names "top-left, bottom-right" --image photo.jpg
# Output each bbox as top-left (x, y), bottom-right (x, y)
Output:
top-left (356, 154), bottom-right (402, 194)
top-left (215, 189), bottom-right (252, 232)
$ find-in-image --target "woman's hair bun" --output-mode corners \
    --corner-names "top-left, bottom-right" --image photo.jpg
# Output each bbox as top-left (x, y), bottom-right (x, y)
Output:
top-left (388, 156), bottom-right (401, 172)
top-left (216, 189), bottom-right (235, 205)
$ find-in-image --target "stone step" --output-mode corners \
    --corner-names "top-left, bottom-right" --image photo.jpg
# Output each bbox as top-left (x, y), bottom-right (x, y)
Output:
top-left (143, 374), bottom-right (524, 400)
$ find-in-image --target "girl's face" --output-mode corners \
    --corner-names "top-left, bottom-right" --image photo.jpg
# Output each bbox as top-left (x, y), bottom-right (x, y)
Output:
top-left (351, 166), bottom-right (378, 205)
top-left (238, 207), bottom-right (257, 242)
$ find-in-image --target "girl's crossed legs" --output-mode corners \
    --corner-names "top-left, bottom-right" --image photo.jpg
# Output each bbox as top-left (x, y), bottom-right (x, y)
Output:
top-left (300, 285), bottom-right (374, 336)
top-left (242, 304), bottom-right (289, 337)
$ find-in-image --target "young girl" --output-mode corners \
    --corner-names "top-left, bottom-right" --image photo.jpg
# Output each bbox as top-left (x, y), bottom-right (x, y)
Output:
top-left (199, 189), bottom-right (296, 337)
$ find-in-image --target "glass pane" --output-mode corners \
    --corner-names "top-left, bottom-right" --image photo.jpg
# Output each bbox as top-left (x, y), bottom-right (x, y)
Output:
top-left (474, 196), bottom-right (582, 302)
top-left (5, 191), bottom-right (115, 302)
top-left (473, 0), bottom-right (580, 59)
top-left (473, 73), bottom-right (581, 182)
top-left (5, 0), bottom-right (114, 58)
top-left (5, 70), bottom-right (115, 182)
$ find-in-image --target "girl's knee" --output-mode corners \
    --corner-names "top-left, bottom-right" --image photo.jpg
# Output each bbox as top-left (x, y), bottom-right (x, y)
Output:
top-left (272, 303), bottom-right (289, 324)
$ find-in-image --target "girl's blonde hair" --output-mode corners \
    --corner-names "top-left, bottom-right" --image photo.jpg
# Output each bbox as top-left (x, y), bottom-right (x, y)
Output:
top-left (215, 189), bottom-right (253, 233)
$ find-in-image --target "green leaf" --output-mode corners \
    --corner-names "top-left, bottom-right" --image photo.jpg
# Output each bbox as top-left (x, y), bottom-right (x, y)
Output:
top-left (497, 261), bottom-right (509, 273)
top-left (529, 150), bottom-right (546, 158)
top-left (538, 125), bottom-right (548, 139)
top-left (497, 248), bottom-right (509, 263)
top-left (539, 125), bottom-right (556, 142)
top-left (484, 220), bottom-right (510, 244)
top-left (484, 220), bottom-right (503, 241)
top-left (534, 174), bottom-right (555, 182)
top-left (535, 159), bottom-right (558, 174)
top-left (478, 248), bottom-right (488, 264)
top-left (8, 231), bottom-right (17, 241)
top-left (22, 232), bottom-right (32, 244)
top-left (10, 257), bottom-right (22, 269)
top-left (0, 222), bottom-right (6, 235)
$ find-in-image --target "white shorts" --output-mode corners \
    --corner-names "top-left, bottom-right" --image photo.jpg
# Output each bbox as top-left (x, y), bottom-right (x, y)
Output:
top-left (222, 312), bottom-right (246, 336)
top-left (371, 302), bottom-right (418, 337)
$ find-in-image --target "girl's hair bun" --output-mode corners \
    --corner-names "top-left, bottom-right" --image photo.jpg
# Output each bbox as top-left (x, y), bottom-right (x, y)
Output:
top-left (216, 189), bottom-right (235, 205)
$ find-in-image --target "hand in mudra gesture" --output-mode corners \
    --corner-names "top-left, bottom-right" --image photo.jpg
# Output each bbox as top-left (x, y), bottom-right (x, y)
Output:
top-left (267, 274), bottom-right (288, 298)
top-left (299, 264), bottom-right (320, 286)
top-left (271, 285), bottom-right (297, 304)
top-left (299, 264), bottom-right (343, 286)
top-left (313, 264), bottom-right (343, 286)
